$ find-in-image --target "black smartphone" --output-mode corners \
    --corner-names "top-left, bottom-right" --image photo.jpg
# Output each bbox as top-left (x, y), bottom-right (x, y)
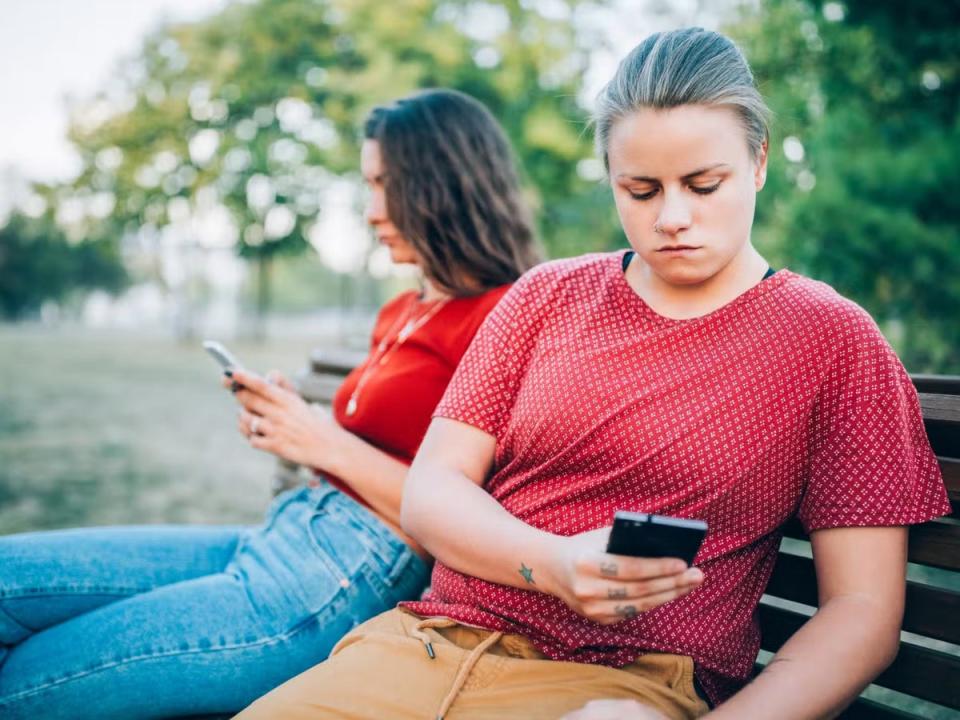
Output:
top-left (605, 511), bottom-right (707, 566)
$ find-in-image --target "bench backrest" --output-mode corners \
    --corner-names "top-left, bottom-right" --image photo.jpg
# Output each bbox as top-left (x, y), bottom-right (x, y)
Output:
top-left (297, 353), bottom-right (960, 717)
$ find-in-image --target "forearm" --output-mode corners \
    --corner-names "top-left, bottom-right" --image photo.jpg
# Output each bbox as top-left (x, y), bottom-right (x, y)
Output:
top-left (319, 430), bottom-right (410, 527)
top-left (708, 594), bottom-right (900, 719)
top-left (402, 457), bottom-right (560, 592)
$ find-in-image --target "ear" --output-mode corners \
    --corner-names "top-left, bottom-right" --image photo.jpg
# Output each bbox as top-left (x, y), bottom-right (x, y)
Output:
top-left (754, 141), bottom-right (769, 191)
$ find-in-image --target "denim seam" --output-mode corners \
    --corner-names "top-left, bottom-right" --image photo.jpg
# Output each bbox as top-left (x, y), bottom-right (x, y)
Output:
top-left (0, 592), bottom-right (347, 706)
top-left (0, 602), bottom-right (28, 636)
top-left (0, 587), bottom-right (152, 600)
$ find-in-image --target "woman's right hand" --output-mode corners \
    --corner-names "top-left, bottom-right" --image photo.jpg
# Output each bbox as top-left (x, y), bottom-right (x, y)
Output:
top-left (542, 527), bottom-right (704, 625)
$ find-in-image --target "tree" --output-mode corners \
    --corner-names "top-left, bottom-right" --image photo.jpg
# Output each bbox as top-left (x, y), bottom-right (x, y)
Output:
top-left (0, 212), bottom-right (127, 320)
top-left (729, 0), bottom-right (960, 372)
top-left (64, 0), bottom-right (615, 337)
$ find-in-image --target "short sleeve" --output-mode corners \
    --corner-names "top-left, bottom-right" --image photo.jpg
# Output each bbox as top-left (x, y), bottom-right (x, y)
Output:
top-left (799, 306), bottom-right (950, 531)
top-left (433, 266), bottom-right (555, 439)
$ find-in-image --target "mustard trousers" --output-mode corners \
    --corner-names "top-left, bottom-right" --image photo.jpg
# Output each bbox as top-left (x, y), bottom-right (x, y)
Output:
top-left (235, 608), bottom-right (710, 720)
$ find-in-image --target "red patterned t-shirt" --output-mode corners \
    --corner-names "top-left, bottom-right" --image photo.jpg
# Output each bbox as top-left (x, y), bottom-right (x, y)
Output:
top-left (401, 251), bottom-right (949, 705)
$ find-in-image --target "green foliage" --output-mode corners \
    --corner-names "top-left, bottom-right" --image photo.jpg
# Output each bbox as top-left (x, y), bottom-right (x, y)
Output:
top-left (730, 0), bottom-right (960, 372)
top-left (65, 0), bottom-right (615, 301)
top-left (0, 213), bottom-right (127, 320)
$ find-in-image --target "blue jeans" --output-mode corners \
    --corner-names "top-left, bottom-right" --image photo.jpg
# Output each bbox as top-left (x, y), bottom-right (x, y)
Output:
top-left (0, 484), bottom-right (430, 719)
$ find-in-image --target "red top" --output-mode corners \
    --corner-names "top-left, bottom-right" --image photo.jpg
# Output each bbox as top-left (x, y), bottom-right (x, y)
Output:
top-left (325, 286), bottom-right (511, 507)
top-left (402, 252), bottom-right (949, 704)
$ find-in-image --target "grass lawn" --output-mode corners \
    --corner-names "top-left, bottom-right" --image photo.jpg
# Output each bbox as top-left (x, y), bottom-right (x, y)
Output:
top-left (0, 325), bottom-right (337, 534)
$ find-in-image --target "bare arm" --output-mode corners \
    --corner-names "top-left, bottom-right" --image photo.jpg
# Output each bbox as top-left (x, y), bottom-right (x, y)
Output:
top-left (402, 417), bottom-right (702, 621)
top-left (706, 526), bottom-right (906, 719)
top-left (401, 417), bottom-right (550, 589)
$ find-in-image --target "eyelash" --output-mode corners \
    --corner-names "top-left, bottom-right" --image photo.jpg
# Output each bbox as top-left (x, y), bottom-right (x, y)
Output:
top-left (628, 183), bottom-right (721, 201)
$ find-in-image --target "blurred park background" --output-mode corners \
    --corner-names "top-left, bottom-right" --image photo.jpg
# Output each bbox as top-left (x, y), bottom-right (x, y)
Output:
top-left (1, 0), bottom-right (958, 537)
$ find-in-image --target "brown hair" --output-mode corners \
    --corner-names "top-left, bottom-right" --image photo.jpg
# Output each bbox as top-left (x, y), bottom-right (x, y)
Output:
top-left (364, 89), bottom-right (541, 295)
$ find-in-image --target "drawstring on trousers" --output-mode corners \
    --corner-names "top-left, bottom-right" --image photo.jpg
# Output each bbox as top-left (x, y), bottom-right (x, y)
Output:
top-left (411, 617), bottom-right (504, 720)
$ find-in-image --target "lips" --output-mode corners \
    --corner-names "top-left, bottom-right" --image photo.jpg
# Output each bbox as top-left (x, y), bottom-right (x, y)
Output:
top-left (657, 245), bottom-right (700, 252)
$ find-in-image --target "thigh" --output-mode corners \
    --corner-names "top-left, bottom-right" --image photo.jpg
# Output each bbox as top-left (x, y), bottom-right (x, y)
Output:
top-left (0, 524), bottom-right (246, 644)
top-left (235, 609), bottom-right (454, 720)
top-left (0, 560), bottom-right (345, 719)
top-left (451, 652), bottom-right (708, 720)
top-left (235, 610), bottom-right (707, 720)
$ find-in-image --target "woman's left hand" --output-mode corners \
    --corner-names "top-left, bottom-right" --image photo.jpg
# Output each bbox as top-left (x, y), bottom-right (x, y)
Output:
top-left (227, 368), bottom-right (350, 470)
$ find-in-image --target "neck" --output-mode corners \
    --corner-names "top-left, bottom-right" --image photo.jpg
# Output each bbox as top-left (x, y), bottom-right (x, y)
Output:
top-left (628, 242), bottom-right (769, 320)
top-left (420, 278), bottom-right (449, 302)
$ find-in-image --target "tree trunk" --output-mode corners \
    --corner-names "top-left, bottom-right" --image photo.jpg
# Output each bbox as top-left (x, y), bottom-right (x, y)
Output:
top-left (254, 253), bottom-right (271, 342)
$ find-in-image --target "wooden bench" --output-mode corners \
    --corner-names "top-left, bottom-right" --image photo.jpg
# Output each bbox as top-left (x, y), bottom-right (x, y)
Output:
top-left (286, 352), bottom-right (960, 718)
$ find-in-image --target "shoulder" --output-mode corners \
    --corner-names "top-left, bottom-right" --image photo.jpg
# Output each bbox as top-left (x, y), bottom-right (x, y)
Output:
top-left (524, 252), bottom-right (620, 285)
top-left (378, 290), bottom-right (418, 319)
top-left (372, 290), bottom-right (417, 335)
top-left (777, 272), bottom-right (898, 370)
top-left (779, 272), bottom-right (884, 340)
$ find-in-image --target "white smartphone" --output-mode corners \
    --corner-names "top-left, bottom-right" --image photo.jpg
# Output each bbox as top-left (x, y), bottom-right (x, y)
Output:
top-left (202, 340), bottom-right (245, 373)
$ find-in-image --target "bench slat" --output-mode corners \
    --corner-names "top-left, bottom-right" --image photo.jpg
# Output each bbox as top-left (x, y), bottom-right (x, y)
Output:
top-left (912, 374), bottom-right (960, 396)
top-left (309, 349), bottom-right (367, 376)
top-left (781, 519), bottom-right (960, 571)
top-left (926, 422), bottom-right (960, 459)
top-left (918, 393), bottom-right (960, 425)
top-left (941, 457), bottom-right (960, 516)
top-left (752, 664), bottom-right (932, 720)
top-left (906, 521), bottom-right (960, 571)
top-left (766, 552), bottom-right (960, 645)
top-left (757, 603), bottom-right (960, 709)
top-left (296, 374), bottom-right (346, 405)
top-left (838, 698), bottom-right (929, 720)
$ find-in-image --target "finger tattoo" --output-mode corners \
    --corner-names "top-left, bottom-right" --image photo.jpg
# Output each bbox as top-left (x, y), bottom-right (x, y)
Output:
top-left (614, 604), bottom-right (638, 619)
top-left (607, 586), bottom-right (628, 599)
top-left (599, 561), bottom-right (619, 577)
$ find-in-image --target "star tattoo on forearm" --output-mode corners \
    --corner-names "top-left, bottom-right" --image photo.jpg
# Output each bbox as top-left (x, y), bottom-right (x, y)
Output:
top-left (519, 563), bottom-right (535, 585)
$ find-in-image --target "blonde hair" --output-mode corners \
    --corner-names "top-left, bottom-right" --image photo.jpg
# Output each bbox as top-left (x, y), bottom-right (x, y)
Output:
top-left (594, 28), bottom-right (771, 168)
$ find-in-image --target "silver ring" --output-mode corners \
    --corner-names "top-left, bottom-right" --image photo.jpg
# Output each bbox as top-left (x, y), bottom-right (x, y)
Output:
top-left (250, 417), bottom-right (261, 435)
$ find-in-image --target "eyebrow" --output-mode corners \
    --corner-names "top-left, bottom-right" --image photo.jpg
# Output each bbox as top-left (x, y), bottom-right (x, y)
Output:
top-left (617, 163), bottom-right (731, 182)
